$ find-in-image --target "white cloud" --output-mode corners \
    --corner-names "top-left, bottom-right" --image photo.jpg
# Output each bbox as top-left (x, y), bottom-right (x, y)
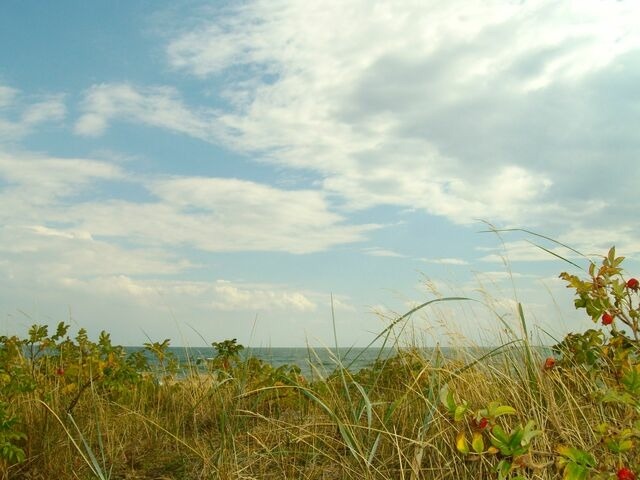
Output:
top-left (0, 149), bottom-right (380, 329)
top-left (21, 96), bottom-right (66, 126)
top-left (0, 151), bottom-right (122, 191)
top-left (55, 274), bottom-right (324, 314)
top-left (27, 225), bottom-right (93, 241)
top-left (167, 13), bottom-right (263, 77)
top-left (1, 270), bottom-right (359, 345)
top-left (157, 0), bottom-right (640, 235)
top-left (0, 142), bottom-right (371, 344)
top-left (0, 151), bottom-right (124, 214)
top-left (422, 258), bottom-right (469, 266)
top-left (323, 160), bottom-right (554, 224)
top-left (557, 227), bottom-right (640, 262)
top-left (479, 230), bottom-right (640, 265)
top-left (473, 270), bottom-right (536, 282)
top-left (0, 86), bottom-right (65, 141)
top-left (75, 83), bottom-right (221, 140)
top-left (65, 176), bottom-right (376, 254)
top-left (0, 85), bottom-right (18, 108)
top-left (0, 224), bottom-right (190, 278)
top-left (362, 247), bottom-right (406, 258)
top-left (0, 147), bottom-right (376, 342)
top-left (211, 280), bottom-right (316, 312)
top-left (60, 275), bottom-right (161, 300)
top-left (69, 1), bottom-right (640, 232)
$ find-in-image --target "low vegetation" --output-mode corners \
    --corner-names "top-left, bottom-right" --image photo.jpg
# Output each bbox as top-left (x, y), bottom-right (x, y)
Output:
top-left (1, 247), bottom-right (639, 479)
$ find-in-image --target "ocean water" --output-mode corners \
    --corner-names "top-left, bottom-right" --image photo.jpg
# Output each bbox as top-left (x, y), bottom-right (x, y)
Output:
top-left (122, 345), bottom-right (544, 378)
top-left (124, 346), bottom-right (398, 378)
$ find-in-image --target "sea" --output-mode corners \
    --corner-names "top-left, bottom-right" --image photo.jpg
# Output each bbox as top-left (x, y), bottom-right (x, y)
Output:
top-left (121, 345), bottom-right (541, 379)
top-left (123, 346), bottom-right (397, 378)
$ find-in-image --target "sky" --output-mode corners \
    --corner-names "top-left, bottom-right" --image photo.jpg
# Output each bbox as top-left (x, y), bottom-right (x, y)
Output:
top-left (1, 0), bottom-right (639, 347)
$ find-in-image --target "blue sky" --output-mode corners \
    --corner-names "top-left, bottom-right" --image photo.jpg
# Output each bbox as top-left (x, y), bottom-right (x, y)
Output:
top-left (1, 0), bottom-right (639, 347)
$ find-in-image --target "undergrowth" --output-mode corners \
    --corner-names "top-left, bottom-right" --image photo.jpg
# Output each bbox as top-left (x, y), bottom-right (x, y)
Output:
top-left (0, 244), bottom-right (638, 479)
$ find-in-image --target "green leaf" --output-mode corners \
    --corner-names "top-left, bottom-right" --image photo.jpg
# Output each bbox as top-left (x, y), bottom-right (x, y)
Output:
top-left (439, 385), bottom-right (456, 415)
top-left (602, 388), bottom-right (636, 406)
top-left (521, 420), bottom-right (542, 446)
top-left (586, 301), bottom-right (601, 319)
top-left (493, 405), bottom-right (517, 418)
top-left (496, 459), bottom-right (511, 480)
top-left (53, 322), bottom-right (69, 341)
top-left (563, 462), bottom-right (589, 480)
top-left (28, 324), bottom-right (48, 343)
top-left (482, 401), bottom-right (516, 419)
top-left (508, 427), bottom-right (525, 452)
top-left (490, 425), bottom-right (512, 455)
top-left (606, 438), bottom-right (634, 453)
top-left (612, 279), bottom-right (625, 296)
top-left (574, 297), bottom-right (587, 308)
top-left (622, 366), bottom-right (640, 394)
top-left (556, 446), bottom-right (596, 468)
top-left (472, 431), bottom-right (484, 454)
top-left (454, 403), bottom-right (468, 422)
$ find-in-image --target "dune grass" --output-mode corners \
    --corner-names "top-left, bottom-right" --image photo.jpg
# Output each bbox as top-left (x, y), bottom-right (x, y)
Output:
top-left (0, 326), bottom-right (633, 479)
top-left (1, 247), bottom-right (639, 479)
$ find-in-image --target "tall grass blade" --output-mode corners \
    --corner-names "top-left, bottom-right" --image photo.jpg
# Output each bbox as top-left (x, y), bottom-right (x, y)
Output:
top-left (367, 433), bottom-right (381, 466)
top-left (67, 413), bottom-right (110, 480)
top-left (481, 226), bottom-right (590, 271)
top-left (347, 296), bottom-right (476, 370)
top-left (517, 302), bottom-right (540, 398)
top-left (37, 401), bottom-right (109, 480)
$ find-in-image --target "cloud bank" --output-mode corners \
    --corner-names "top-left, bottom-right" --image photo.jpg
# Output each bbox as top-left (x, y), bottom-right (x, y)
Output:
top-left (75, 0), bottom-right (640, 238)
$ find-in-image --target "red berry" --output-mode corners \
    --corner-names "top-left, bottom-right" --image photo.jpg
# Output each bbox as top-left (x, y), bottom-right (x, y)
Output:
top-left (543, 357), bottom-right (556, 370)
top-left (602, 312), bottom-right (614, 326)
top-left (56, 367), bottom-right (65, 376)
top-left (617, 467), bottom-right (636, 480)
top-left (478, 417), bottom-right (489, 429)
top-left (626, 278), bottom-right (639, 290)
